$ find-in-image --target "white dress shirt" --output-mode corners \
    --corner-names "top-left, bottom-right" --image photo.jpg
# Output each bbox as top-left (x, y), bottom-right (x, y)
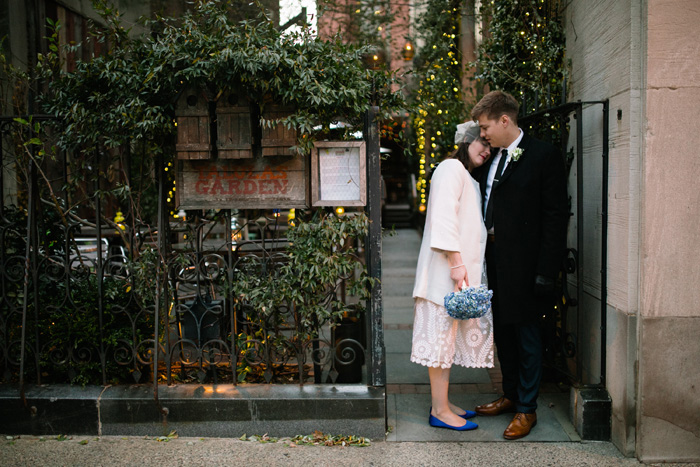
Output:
top-left (483, 129), bottom-right (524, 225)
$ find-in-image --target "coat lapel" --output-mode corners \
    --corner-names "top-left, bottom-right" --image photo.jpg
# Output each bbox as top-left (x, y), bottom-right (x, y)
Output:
top-left (495, 133), bottom-right (530, 187)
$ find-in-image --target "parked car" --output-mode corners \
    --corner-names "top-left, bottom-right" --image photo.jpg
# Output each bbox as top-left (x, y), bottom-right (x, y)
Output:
top-left (69, 237), bottom-right (128, 276)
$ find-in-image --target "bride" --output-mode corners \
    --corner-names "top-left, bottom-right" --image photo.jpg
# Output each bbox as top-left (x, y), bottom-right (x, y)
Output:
top-left (410, 120), bottom-right (494, 431)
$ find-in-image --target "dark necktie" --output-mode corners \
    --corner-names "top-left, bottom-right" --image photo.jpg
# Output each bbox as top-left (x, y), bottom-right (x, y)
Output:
top-left (484, 149), bottom-right (508, 230)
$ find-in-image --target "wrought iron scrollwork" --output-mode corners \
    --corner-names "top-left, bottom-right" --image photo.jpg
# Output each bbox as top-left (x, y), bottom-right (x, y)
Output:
top-left (1, 115), bottom-right (370, 388)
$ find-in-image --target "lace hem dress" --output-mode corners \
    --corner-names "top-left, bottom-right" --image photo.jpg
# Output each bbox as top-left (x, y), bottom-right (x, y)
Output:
top-left (410, 296), bottom-right (494, 369)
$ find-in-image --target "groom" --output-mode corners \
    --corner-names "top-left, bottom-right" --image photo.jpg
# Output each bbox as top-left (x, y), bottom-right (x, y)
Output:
top-left (471, 91), bottom-right (568, 439)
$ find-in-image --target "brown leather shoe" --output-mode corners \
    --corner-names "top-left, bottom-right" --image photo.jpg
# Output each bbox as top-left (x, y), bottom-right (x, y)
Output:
top-left (474, 396), bottom-right (516, 416)
top-left (503, 412), bottom-right (537, 440)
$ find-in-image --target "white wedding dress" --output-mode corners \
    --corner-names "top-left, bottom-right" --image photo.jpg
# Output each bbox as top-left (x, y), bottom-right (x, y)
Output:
top-left (410, 176), bottom-right (494, 369)
top-left (410, 267), bottom-right (494, 369)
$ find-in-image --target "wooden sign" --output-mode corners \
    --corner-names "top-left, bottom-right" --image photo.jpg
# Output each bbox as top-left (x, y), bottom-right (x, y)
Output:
top-left (177, 155), bottom-right (308, 210)
top-left (311, 141), bottom-right (366, 206)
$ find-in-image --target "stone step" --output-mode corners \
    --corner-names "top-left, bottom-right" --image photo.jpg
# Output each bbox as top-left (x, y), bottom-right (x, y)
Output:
top-left (0, 384), bottom-right (385, 439)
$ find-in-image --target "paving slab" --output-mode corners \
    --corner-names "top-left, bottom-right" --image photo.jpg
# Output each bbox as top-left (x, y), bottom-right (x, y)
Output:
top-left (391, 393), bottom-right (573, 442)
top-left (542, 392), bottom-right (581, 442)
top-left (381, 279), bottom-right (416, 297)
top-left (386, 353), bottom-right (491, 384)
top-left (386, 393), bottom-right (398, 442)
top-left (382, 297), bottom-right (414, 325)
top-left (381, 266), bottom-right (417, 278)
top-left (383, 295), bottom-right (415, 308)
top-left (382, 258), bottom-right (420, 269)
top-left (383, 330), bottom-right (414, 353)
top-left (383, 229), bottom-right (422, 246)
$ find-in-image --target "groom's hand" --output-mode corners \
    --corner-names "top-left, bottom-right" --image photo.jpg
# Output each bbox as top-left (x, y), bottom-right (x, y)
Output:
top-left (534, 274), bottom-right (555, 297)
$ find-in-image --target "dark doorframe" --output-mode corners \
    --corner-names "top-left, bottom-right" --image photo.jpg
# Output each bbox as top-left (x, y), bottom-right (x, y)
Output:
top-left (520, 99), bottom-right (609, 387)
top-left (364, 106), bottom-right (386, 387)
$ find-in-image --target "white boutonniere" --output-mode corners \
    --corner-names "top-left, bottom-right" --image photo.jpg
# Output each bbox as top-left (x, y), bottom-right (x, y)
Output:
top-left (511, 148), bottom-right (524, 162)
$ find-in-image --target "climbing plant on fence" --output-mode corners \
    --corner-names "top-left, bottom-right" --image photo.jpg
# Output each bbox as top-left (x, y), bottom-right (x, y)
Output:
top-left (41, 1), bottom-right (405, 153)
top-left (0, 0), bottom-right (405, 385)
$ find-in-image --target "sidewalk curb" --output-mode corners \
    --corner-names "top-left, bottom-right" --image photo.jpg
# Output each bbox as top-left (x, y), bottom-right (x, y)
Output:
top-left (0, 384), bottom-right (386, 439)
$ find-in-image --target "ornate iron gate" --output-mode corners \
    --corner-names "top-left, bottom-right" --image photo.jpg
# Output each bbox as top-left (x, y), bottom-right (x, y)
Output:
top-left (519, 98), bottom-right (610, 385)
top-left (0, 109), bottom-right (385, 403)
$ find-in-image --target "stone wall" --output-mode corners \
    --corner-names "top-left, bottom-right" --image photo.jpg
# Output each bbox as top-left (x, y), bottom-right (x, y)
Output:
top-left (566, 0), bottom-right (700, 461)
top-left (563, 0), bottom-right (642, 456)
top-left (637, 0), bottom-right (700, 461)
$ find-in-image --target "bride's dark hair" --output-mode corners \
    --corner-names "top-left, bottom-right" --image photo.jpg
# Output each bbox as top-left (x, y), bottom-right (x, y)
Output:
top-left (445, 136), bottom-right (492, 174)
top-left (448, 142), bottom-right (472, 170)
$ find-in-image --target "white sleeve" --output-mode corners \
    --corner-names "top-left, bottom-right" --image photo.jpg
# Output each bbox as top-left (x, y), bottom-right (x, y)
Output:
top-left (427, 160), bottom-right (465, 253)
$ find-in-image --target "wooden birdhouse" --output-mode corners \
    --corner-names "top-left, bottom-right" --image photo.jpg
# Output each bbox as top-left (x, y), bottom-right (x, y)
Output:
top-left (261, 103), bottom-right (297, 157)
top-left (216, 91), bottom-right (253, 159)
top-left (175, 87), bottom-right (212, 160)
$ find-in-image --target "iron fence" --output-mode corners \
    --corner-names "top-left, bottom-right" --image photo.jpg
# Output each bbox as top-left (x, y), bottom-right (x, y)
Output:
top-left (0, 116), bottom-right (376, 390)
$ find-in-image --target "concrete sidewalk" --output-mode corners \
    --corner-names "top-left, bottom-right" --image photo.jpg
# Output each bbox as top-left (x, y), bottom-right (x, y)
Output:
top-left (0, 435), bottom-right (650, 466)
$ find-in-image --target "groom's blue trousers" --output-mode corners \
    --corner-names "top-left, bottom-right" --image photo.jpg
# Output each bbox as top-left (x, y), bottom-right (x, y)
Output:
top-left (486, 241), bottom-right (543, 414)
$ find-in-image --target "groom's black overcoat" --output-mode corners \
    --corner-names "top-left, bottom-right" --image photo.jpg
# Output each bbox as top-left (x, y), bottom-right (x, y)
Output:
top-left (478, 132), bottom-right (569, 325)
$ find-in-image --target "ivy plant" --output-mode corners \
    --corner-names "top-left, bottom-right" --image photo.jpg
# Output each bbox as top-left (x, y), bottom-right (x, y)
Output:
top-left (407, 0), bottom-right (467, 214)
top-left (231, 211), bottom-right (375, 338)
top-left (39, 0), bottom-right (406, 155)
top-left (473, 0), bottom-right (568, 111)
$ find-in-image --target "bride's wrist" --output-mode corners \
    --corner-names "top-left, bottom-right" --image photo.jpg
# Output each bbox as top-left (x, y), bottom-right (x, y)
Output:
top-left (446, 251), bottom-right (463, 268)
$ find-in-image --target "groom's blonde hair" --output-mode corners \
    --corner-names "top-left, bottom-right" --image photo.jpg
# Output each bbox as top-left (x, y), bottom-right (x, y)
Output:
top-left (471, 91), bottom-right (519, 125)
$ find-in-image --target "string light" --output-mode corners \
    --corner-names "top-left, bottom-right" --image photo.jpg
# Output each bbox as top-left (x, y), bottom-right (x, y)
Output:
top-left (412, 4), bottom-right (463, 215)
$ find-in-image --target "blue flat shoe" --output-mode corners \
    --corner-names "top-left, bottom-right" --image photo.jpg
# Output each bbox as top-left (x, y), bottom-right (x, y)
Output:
top-left (429, 414), bottom-right (478, 431)
top-left (429, 406), bottom-right (477, 420)
top-left (460, 410), bottom-right (477, 419)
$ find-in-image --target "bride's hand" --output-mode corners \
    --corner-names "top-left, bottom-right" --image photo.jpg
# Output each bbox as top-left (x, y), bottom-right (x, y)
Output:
top-left (450, 266), bottom-right (469, 292)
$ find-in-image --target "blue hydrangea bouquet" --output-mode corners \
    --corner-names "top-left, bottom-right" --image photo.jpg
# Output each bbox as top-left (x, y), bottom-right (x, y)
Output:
top-left (444, 284), bottom-right (493, 320)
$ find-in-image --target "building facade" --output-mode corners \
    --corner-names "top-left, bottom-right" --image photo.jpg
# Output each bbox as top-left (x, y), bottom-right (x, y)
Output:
top-left (564, 0), bottom-right (700, 461)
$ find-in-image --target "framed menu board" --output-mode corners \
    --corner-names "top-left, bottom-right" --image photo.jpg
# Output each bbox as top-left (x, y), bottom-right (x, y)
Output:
top-left (310, 141), bottom-right (366, 206)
